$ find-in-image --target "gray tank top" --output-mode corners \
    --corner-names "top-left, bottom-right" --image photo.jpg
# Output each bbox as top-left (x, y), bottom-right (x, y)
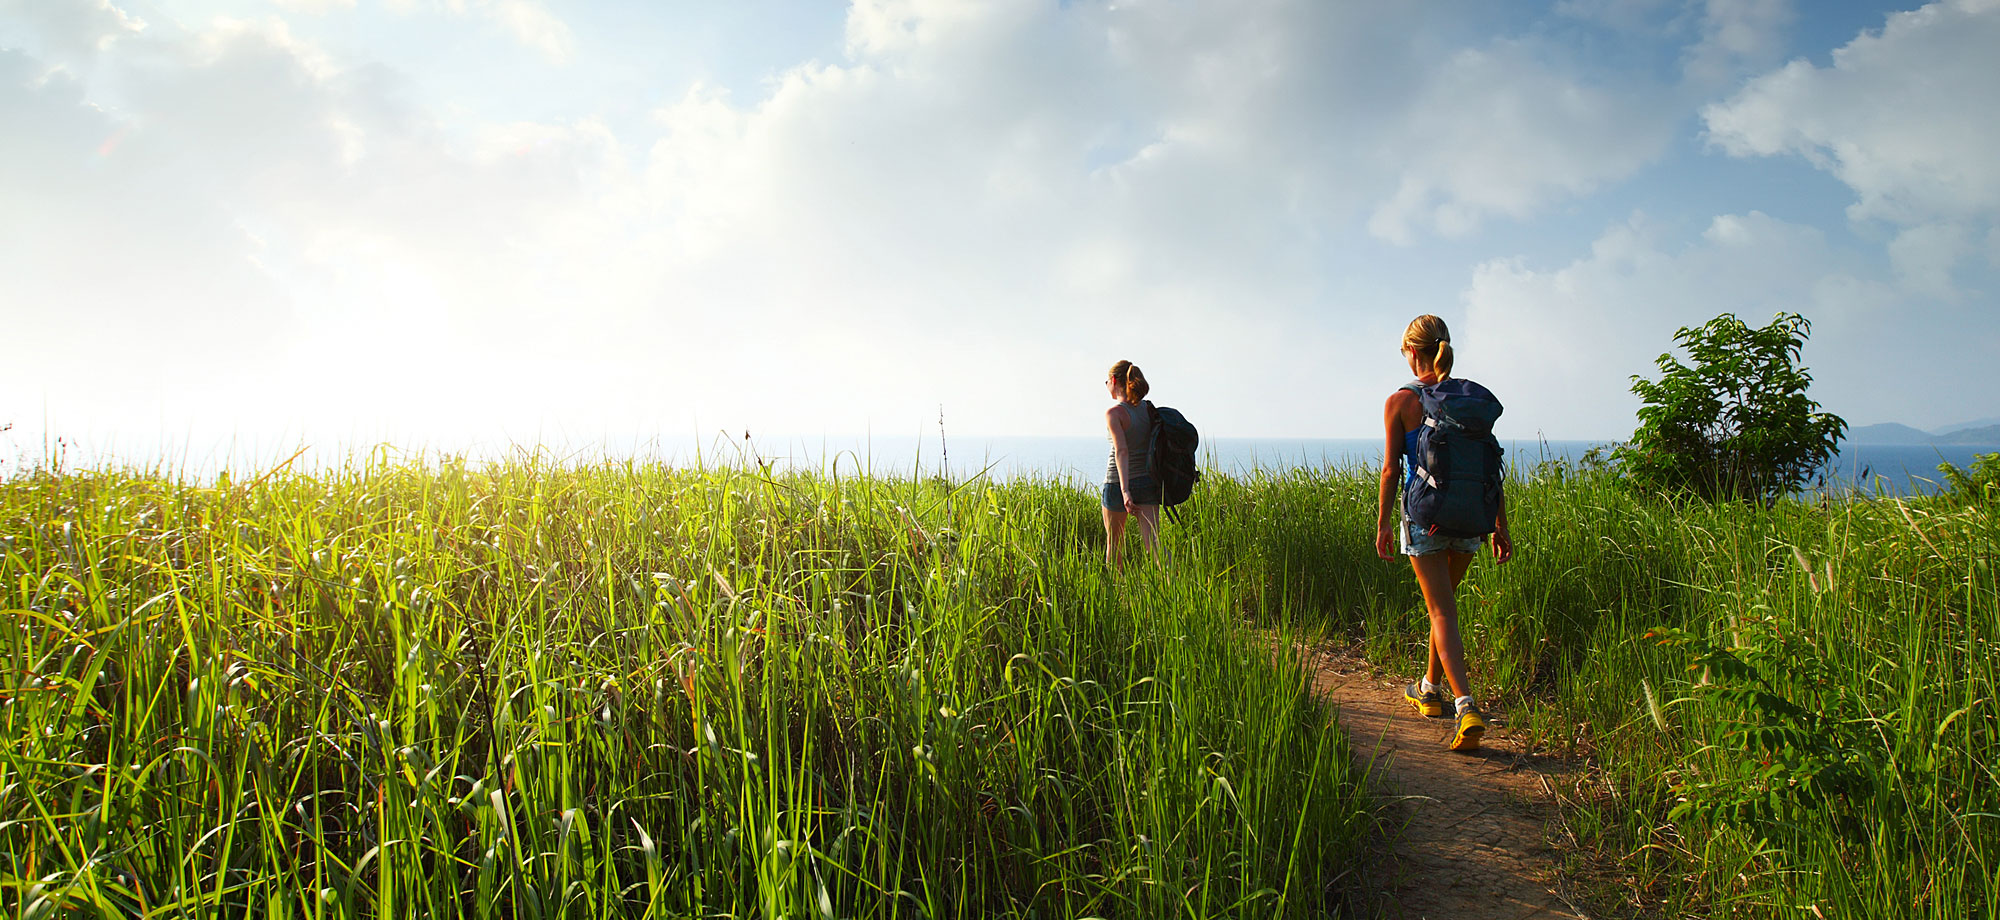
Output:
top-left (1104, 402), bottom-right (1153, 484)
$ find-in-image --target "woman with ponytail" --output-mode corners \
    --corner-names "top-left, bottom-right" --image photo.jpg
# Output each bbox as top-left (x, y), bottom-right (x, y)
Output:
top-left (1375, 315), bottom-right (1513, 751)
top-left (1102, 360), bottom-right (1161, 568)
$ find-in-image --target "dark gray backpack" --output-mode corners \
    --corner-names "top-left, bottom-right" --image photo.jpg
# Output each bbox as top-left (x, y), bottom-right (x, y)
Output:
top-left (1144, 400), bottom-right (1201, 516)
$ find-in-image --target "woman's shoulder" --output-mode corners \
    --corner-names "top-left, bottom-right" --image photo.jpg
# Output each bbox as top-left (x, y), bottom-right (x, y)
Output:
top-left (1383, 387), bottom-right (1423, 433)
top-left (1384, 387), bottom-right (1420, 409)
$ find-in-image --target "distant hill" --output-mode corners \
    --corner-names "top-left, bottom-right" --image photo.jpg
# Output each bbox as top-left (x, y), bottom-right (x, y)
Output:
top-left (1849, 422), bottom-right (1938, 445)
top-left (1939, 424), bottom-right (2000, 445)
top-left (1937, 415), bottom-right (2000, 436)
top-left (1847, 421), bottom-right (2000, 446)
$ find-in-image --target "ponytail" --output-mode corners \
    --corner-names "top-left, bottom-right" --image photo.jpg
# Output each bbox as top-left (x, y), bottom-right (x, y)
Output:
top-left (1108, 359), bottom-right (1150, 402)
top-left (1402, 315), bottom-right (1454, 380)
top-left (1125, 364), bottom-right (1150, 401)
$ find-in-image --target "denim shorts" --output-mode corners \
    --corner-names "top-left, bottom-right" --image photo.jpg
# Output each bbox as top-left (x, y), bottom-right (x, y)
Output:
top-left (1400, 519), bottom-right (1483, 556)
top-left (1102, 475), bottom-right (1162, 510)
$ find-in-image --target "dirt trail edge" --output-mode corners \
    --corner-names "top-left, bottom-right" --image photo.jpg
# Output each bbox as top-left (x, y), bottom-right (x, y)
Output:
top-left (1304, 643), bottom-right (1593, 920)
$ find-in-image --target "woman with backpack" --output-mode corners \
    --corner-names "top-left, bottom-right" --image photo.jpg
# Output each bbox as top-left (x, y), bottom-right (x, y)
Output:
top-left (1103, 360), bottom-right (1161, 568)
top-left (1375, 315), bottom-right (1513, 751)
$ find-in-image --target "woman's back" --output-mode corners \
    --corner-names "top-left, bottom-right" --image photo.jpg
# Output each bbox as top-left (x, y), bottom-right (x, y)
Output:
top-left (1106, 402), bottom-right (1152, 480)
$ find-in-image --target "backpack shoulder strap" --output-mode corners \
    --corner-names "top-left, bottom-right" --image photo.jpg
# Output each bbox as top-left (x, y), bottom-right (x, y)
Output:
top-left (1400, 381), bottom-right (1442, 431)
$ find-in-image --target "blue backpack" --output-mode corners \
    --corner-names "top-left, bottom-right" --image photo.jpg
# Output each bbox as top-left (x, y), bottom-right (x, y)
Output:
top-left (1401, 379), bottom-right (1505, 538)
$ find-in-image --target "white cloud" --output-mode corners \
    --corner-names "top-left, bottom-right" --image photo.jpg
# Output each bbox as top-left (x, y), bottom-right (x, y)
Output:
top-left (376, 0), bottom-right (572, 63)
top-left (269, 0), bottom-right (357, 13)
top-left (1683, 0), bottom-right (1792, 85)
top-left (610, 0), bottom-right (1697, 434)
top-left (1704, 0), bottom-right (2000, 225)
top-left (481, 0), bottom-right (571, 63)
top-left (1459, 211), bottom-right (1970, 438)
top-left (1554, 0), bottom-right (1677, 32)
top-left (1553, 0), bottom-right (1793, 87)
top-left (1367, 39), bottom-right (1674, 244)
top-left (1888, 222), bottom-right (1975, 299)
top-left (0, 4), bottom-right (606, 444)
top-left (0, 0), bottom-right (142, 67)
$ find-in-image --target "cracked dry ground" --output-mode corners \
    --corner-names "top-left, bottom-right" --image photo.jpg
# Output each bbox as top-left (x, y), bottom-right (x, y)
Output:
top-left (1306, 645), bottom-right (1594, 920)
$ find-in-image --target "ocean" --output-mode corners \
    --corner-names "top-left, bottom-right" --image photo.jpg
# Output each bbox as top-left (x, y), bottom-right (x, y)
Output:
top-left (740, 435), bottom-right (2000, 497)
top-left (12, 432), bottom-right (1993, 497)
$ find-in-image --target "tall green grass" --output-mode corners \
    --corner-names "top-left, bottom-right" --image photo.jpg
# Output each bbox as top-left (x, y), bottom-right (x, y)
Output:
top-left (0, 456), bottom-right (1368, 918)
top-left (11, 449), bottom-right (1990, 918)
top-left (1484, 470), bottom-right (1999, 919)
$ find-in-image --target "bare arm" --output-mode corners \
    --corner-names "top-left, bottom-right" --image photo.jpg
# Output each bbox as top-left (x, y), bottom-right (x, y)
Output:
top-left (1375, 392), bottom-right (1410, 560)
top-left (1107, 406), bottom-right (1133, 504)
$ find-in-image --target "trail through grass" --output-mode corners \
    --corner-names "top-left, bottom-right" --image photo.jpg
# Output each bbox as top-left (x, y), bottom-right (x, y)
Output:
top-left (1331, 465), bottom-right (1999, 919)
top-left (1134, 460), bottom-right (1995, 917)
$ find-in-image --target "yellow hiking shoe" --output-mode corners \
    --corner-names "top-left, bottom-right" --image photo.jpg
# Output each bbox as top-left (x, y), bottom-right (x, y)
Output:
top-left (1403, 681), bottom-right (1447, 718)
top-left (1449, 706), bottom-right (1488, 752)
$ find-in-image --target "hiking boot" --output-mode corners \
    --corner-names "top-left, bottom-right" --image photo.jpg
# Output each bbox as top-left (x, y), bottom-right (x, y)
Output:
top-left (1449, 706), bottom-right (1488, 752)
top-left (1403, 681), bottom-right (1447, 718)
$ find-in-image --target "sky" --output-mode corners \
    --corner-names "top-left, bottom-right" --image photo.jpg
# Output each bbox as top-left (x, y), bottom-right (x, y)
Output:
top-left (3, 0), bottom-right (1998, 465)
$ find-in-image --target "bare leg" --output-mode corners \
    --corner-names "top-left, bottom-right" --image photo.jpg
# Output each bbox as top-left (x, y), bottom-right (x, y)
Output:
top-left (1102, 507), bottom-right (1127, 569)
top-left (1423, 551), bottom-right (1476, 687)
top-left (1411, 550), bottom-right (1478, 699)
top-left (1132, 504), bottom-right (1160, 561)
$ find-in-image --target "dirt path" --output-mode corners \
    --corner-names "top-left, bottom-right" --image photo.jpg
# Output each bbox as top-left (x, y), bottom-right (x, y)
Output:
top-left (1303, 644), bottom-right (1594, 920)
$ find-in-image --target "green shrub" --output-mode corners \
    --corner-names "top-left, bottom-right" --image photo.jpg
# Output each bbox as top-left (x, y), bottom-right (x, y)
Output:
top-left (1615, 312), bottom-right (1847, 504)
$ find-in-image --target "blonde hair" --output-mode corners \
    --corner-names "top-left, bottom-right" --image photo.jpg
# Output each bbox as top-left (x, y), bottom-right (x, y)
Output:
top-left (1401, 315), bottom-right (1454, 380)
top-left (1109, 359), bottom-right (1150, 402)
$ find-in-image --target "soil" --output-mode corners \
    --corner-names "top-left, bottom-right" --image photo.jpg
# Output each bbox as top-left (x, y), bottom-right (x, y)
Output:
top-left (1304, 643), bottom-right (1596, 920)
